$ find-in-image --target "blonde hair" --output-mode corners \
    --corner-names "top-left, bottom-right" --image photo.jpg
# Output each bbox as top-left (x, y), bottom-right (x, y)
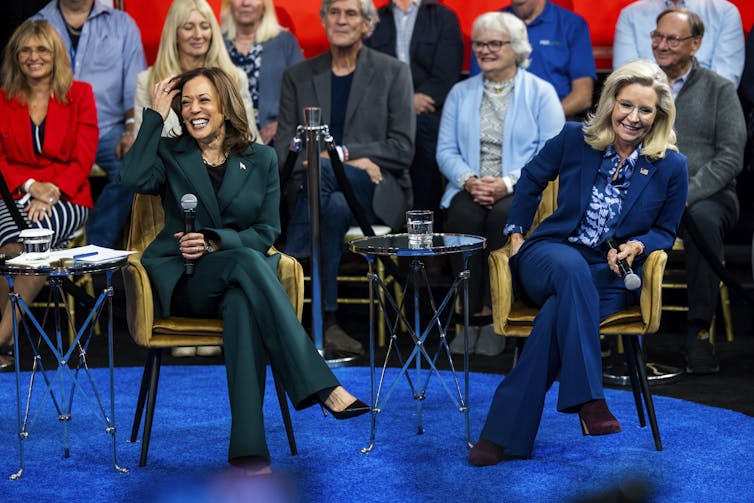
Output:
top-left (583, 60), bottom-right (677, 159)
top-left (171, 67), bottom-right (256, 151)
top-left (221, 0), bottom-right (284, 43)
top-left (472, 12), bottom-right (531, 69)
top-left (148, 0), bottom-right (240, 90)
top-left (1, 20), bottom-right (73, 104)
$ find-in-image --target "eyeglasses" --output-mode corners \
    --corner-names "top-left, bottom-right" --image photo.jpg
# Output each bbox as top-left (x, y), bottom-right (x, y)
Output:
top-left (615, 100), bottom-right (656, 118)
top-left (18, 46), bottom-right (51, 58)
top-left (470, 40), bottom-right (511, 52)
top-left (649, 30), bottom-right (697, 48)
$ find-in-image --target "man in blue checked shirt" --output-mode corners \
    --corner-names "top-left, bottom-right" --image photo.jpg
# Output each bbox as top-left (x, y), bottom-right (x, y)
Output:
top-left (34, 0), bottom-right (146, 248)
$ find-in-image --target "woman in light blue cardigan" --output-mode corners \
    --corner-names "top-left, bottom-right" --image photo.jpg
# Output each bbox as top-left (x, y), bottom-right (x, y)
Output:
top-left (437, 12), bottom-right (564, 356)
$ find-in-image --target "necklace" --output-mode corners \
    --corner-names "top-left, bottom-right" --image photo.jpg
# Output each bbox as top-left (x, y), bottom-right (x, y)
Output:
top-left (202, 152), bottom-right (228, 167)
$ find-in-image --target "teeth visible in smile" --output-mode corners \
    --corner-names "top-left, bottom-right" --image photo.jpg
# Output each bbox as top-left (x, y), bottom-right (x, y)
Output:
top-left (191, 119), bottom-right (208, 127)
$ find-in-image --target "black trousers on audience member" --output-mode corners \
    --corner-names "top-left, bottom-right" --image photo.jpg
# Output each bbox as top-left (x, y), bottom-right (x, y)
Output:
top-left (443, 190), bottom-right (512, 315)
top-left (680, 191), bottom-right (738, 326)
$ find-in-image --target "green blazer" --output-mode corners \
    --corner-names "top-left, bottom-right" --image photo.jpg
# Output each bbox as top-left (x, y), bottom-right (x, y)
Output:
top-left (120, 108), bottom-right (281, 318)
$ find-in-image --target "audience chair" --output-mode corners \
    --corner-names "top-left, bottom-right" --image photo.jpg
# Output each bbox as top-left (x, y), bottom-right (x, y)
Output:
top-left (121, 193), bottom-right (302, 467)
top-left (489, 179), bottom-right (664, 451)
top-left (661, 238), bottom-right (733, 344)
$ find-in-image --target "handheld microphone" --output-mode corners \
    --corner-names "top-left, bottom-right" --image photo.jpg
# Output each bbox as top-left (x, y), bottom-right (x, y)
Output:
top-left (606, 237), bottom-right (641, 291)
top-left (181, 193), bottom-right (198, 277)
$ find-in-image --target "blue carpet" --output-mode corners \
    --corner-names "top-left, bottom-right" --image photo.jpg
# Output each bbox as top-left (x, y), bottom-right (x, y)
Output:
top-left (1, 365), bottom-right (753, 502)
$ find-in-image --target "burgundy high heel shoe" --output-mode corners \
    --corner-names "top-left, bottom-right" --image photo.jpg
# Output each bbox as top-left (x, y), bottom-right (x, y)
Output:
top-left (578, 399), bottom-right (621, 436)
top-left (468, 438), bottom-right (505, 466)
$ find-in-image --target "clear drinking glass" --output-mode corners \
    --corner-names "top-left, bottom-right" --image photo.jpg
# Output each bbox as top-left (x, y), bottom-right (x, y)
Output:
top-left (406, 210), bottom-right (433, 248)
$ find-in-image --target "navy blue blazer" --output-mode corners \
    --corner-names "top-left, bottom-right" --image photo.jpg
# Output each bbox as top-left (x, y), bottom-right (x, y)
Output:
top-left (508, 123), bottom-right (689, 264)
top-left (366, 0), bottom-right (463, 110)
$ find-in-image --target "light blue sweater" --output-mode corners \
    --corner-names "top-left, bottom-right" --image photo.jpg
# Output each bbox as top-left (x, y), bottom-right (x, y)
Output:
top-left (436, 69), bottom-right (564, 209)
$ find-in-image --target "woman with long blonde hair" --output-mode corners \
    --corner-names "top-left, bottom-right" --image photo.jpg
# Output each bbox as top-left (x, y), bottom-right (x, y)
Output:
top-left (133, 0), bottom-right (259, 140)
top-left (221, 0), bottom-right (303, 144)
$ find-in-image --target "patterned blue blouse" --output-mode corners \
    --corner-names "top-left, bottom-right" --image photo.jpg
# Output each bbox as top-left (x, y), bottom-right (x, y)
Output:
top-left (567, 145), bottom-right (639, 248)
top-left (225, 39), bottom-right (262, 124)
top-left (503, 145), bottom-right (639, 247)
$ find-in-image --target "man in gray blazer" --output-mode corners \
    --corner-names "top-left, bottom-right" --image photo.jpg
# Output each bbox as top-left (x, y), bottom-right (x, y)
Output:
top-left (653, 7), bottom-right (745, 374)
top-left (275, 0), bottom-right (415, 355)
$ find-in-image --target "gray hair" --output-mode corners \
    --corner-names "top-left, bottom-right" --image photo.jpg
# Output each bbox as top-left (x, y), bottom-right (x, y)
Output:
top-left (472, 11), bottom-right (531, 69)
top-left (320, 0), bottom-right (379, 38)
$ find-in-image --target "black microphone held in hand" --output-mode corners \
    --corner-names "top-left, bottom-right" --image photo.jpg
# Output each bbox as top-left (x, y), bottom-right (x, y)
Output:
top-left (606, 237), bottom-right (641, 291)
top-left (181, 193), bottom-right (198, 277)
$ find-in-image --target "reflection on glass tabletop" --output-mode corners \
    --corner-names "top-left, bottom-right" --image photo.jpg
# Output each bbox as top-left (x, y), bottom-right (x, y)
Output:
top-left (349, 233), bottom-right (486, 256)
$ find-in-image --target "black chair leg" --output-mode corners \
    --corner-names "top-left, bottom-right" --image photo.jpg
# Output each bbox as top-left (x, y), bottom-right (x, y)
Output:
top-left (630, 336), bottom-right (663, 451)
top-left (621, 334), bottom-right (646, 428)
top-left (140, 348), bottom-right (163, 466)
top-left (272, 367), bottom-right (297, 455)
top-left (130, 351), bottom-right (154, 442)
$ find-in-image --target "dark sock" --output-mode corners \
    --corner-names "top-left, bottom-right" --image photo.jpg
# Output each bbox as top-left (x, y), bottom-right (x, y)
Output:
top-left (324, 311), bottom-right (337, 330)
top-left (687, 319), bottom-right (709, 342)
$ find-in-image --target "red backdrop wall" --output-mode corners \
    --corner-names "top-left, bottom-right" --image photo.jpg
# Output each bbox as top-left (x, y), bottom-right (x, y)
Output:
top-left (123, 0), bottom-right (754, 71)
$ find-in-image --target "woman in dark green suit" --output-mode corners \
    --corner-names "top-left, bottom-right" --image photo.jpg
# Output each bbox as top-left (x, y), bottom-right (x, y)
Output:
top-left (121, 67), bottom-right (368, 474)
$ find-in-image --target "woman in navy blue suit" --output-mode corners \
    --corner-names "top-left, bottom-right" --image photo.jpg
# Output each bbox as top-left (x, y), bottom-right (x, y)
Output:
top-left (469, 60), bottom-right (688, 465)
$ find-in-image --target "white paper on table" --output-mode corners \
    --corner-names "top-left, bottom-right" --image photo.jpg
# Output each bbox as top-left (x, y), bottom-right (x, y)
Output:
top-left (6, 245), bottom-right (134, 267)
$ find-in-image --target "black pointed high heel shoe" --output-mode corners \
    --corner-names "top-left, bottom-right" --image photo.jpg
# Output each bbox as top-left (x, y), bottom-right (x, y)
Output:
top-left (315, 396), bottom-right (371, 420)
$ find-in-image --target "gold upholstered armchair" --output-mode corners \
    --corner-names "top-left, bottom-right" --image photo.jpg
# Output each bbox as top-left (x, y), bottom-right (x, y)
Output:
top-left (122, 193), bottom-right (303, 466)
top-left (488, 179), bottom-right (666, 451)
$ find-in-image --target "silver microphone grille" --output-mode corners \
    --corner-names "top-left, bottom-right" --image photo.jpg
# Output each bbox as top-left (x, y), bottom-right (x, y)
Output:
top-left (181, 193), bottom-right (198, 211)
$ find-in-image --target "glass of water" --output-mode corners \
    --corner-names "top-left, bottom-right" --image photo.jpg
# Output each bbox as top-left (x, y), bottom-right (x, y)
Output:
top-left (406, 210), bottom-right (433, 248)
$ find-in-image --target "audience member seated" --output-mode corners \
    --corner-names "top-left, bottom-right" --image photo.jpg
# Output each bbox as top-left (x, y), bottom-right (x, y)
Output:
top-left (366, 0), bottom-right (464, 219)
top-left (33, 0), bottom-right (146, 248)
top-left (614, 0), bottom-right (745, 86)
top-left (120, 67), bottom-right (369, 475)
top-left (0, 20), bottom-right (97, 371)
top-left (468, 0), bottom-right (596, 118)
top-left (134, 0), bottom-right (259, 140)
top-left (437, 12), bottom-right (564, 357)
top-left (651, 7), bottom-right (746, 374)
top-left (275, 0), bottom-right (414, 356)
top-left (134, 0), bottom-right (260, 358)
top-left (221, 0), bottom-right (304, 145)
top-left (469, 59), bottom-right (688, 466)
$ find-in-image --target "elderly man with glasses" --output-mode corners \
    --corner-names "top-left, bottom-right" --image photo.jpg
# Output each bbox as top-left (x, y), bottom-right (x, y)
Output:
top-left (614, 0), bottom-right (744, 86)
top-left (652, 7), bottom-right (746, 374)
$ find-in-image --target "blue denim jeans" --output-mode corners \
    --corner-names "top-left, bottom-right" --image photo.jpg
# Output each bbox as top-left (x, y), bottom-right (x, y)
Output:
top-left (85, 124), bottom-right (134, 247)
top-left (284, 158), bottom-right (376, 312)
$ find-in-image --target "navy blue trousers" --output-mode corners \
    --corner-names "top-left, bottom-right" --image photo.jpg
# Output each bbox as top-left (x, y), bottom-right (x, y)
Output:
top-left (480, 240), bottom-right (636, 457)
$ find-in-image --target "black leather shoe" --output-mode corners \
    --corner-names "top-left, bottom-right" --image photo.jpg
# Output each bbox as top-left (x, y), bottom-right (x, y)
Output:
top-left (316, 397), bottom-right (370, 420)
top-left (685, 335), bottom-right (720, 375)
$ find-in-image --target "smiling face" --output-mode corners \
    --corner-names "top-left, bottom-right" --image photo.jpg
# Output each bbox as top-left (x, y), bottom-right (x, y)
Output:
top-left (229, 0), bottom-right (264, 26)
top-left (17, 35), bottom-right (53, 83)
top-left (322, 0), bottom-right (369, 50)
top-left (176, 9), bottom-right (212, 62)
top-left (651, 11), bottom-right (700, 80)
top-left (180, 75), bottom-right (226, 145)
top-left (472, 27), bottom-right (517, 82)
top-left (611, 83), bottom-right (658, 155)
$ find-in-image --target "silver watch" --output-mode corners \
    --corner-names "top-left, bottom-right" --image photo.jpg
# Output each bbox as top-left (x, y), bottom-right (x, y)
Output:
top-left (205, 242), bottom-right (216, 254)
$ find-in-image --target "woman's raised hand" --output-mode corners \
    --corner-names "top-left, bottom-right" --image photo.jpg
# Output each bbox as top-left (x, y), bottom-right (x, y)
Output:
top-left (150, 76), bottom-right (180, 122)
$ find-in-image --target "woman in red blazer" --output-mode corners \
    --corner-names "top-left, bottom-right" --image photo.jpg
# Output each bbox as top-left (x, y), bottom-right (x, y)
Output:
top-left (0, 20), bottom-right (97, 370)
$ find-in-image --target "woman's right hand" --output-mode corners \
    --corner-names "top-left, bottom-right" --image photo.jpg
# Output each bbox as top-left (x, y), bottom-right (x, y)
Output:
top-left (509, 232), bottom-right (525, 257)
top-left (150, 76), bottom-right (180, 122)
top-left (28, 182), bottom-right (60, 206)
